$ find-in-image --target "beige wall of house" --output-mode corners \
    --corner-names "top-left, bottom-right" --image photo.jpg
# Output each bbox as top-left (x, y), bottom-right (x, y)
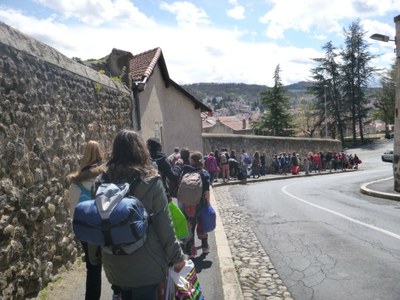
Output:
top-left (138, 64), bottom-right (204, 155)
top-left (138, 69), bottom-right (164, 144)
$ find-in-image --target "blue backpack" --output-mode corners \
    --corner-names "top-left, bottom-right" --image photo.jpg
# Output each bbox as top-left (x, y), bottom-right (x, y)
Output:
top-left (77, 183), bottom-right (91, 203)
top-left (73, 180), bottom-right (151, 255)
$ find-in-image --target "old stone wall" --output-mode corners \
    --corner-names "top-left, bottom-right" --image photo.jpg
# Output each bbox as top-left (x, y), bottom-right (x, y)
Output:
top-left (203, 133), bottom-right (342, 170)
top-left (0, 22), bottom-right (132, 299)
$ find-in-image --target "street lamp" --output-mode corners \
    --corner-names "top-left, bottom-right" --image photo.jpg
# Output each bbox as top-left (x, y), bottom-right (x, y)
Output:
top-left (370, 15), bottom-right (400, 191)
top-left (370, 33), bottom-right (395, 42)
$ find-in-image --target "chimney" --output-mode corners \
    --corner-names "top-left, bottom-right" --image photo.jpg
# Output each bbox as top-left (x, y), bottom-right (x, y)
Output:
top-left (242, 119), bottom-right (246, 129)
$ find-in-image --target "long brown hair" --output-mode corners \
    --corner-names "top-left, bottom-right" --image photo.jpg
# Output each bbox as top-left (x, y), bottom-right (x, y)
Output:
top-left (108, 129), bottom-right (153, 175)
top-left (79, 140), bottom-right (104, 171)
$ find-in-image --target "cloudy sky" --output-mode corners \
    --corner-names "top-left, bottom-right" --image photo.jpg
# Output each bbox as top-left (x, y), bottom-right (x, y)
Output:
top-left (0, 0), bottom-right (398, 86)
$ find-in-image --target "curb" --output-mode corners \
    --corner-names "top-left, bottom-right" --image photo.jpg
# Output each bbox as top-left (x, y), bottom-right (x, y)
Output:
top-left (360, 176), bottom-right (400, 201)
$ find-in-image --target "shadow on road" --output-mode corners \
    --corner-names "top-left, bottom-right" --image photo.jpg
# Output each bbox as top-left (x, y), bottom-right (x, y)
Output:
top-left (193, 253), bottom-right (213, 274)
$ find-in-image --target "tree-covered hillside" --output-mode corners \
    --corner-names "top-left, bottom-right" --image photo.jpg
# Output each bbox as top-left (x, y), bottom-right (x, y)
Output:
top-left (182, 81), bottom-right (313, 104)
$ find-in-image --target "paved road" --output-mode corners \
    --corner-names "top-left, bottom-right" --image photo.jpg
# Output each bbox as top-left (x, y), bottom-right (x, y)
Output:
top-left (220, 141), bottom-right (400, 300)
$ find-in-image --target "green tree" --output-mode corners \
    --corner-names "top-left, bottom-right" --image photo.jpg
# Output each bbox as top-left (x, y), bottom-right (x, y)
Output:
top-left (309, 41), bottom-right (345, 146)
top-left (374, 63), bottom-right (396, 137)
top-left (340, 19), bottom-right (375, 143)
top-left (255, 65), bottom-right (294, 136)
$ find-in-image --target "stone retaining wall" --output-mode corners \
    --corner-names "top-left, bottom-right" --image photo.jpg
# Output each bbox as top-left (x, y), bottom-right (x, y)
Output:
top-left (0, 22), bottom-right (132, 299)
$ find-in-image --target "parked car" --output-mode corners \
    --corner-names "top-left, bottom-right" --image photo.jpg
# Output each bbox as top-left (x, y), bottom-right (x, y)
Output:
top-left (382, 149), bottom-right (394, 162)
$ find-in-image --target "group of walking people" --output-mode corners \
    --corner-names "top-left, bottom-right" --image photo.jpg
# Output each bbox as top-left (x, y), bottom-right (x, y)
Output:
top-left (203, 148), bottom-right (362, 181)
top-left (272, 151), bottom-right (362, 175)
top-left (67, 129), bottom-right (211, 300)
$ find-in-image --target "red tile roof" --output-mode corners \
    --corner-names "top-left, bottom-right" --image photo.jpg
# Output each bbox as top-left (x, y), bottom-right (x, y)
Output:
top-left (217, 116), bottom-right (253, 131)
top-left (128, 47), bottom-right (211, 112)
top-left (202, 116), bottom-right (216, 129)
top-left (129, 47), bottom-right (165, 81)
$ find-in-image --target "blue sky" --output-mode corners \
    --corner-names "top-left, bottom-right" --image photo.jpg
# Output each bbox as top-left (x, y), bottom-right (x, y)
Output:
top-left (0, 0), bottom-right (398, 86)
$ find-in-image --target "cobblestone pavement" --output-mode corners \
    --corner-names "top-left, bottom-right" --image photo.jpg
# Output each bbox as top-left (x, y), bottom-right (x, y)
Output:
top-left (214, 185), bottom-right (294, 300)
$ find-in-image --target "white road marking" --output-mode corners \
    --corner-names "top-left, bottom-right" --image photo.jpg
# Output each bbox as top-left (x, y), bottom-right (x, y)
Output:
top-left (281, 185), bottom-right (400, 241)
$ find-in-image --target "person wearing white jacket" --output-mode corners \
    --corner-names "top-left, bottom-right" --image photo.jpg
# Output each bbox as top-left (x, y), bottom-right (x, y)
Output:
top-left (67, 140), bottom-right (107, 300)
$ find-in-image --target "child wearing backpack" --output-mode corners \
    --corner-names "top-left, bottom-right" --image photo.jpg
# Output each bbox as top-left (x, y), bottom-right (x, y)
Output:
top-left (67, 140), bottom-right (107, 300)
top-left (91, 130), bottom-right (185, 300)
top-left (177, 151), bottom-right (211, 259)
top-left (205, 152), bottom-right (219, 184)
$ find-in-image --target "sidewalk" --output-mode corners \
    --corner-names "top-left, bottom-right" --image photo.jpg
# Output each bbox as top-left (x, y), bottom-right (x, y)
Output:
top-left (360, 176), bottom-right (400, 201)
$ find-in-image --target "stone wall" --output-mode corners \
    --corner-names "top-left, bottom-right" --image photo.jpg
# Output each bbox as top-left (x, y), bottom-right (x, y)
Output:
top-left (203, 133), bottom-right (342, 168)
top-left (0, 22), bottom-right (132, 299)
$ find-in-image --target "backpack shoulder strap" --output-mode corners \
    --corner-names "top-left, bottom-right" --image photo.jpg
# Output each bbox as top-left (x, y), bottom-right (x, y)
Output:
top-left (77, 182), bottom-right (90, 193)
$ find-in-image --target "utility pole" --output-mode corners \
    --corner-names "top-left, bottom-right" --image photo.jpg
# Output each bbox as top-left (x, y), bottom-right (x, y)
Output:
top-left (394, 15), bottom-right (400, 191)
top-left (324, 85), bottom-right (328, 138)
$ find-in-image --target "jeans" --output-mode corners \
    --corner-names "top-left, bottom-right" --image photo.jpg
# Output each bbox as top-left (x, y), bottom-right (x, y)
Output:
top-left (241, 165), bottom-right (248, 179)
top-left (81, 242), bottom-right (102, 300)
top-left (252, 165), bottom-right (260, 177)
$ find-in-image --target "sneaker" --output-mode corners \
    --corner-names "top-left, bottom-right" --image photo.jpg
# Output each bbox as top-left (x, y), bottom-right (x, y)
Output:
top-left (202, 246), bottom-right (210, 254)
top-left (112, 294), bottom-right (121, 300)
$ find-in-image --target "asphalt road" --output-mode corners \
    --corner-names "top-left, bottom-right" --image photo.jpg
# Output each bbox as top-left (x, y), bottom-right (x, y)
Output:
top-left (228, 140), bottom-right (400, 300)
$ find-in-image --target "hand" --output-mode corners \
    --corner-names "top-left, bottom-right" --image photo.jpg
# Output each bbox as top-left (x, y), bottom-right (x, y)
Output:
top-left (173, 260), bottom-right (186, 273)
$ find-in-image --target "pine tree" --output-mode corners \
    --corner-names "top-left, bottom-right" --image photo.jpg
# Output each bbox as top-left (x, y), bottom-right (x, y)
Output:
top-left (255, 65), bottom-right (294, 136)
top-left (310, 41), bottom-right (345, 147)
top-left (340, 19), bottom-right (375, 143)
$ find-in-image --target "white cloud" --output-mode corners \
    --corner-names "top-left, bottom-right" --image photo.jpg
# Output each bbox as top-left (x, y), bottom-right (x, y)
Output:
top-left (364, 18), bottom-right (397, 73)
top-left (258, 0), bottom-right (397, 40)
top-left (35, 0), bottom-right (155, 27)
top-left (362, 19), bottom-right (395, 38)
top-left (160, 1), bottom-right (210, 28)
top-left (313, 34), bottom-right (328, 40)
top-left (4, 0), bottom-right (395, 86)
top-left (0, 8), bottom-right (76, 50)
top-left (226, 0), bottom-right (245, 20)
top-left (227, 6), bottom-right (245, 20)
top-left (258, 0), bottom-right (400, 42)
top-left (350, 0), bottom-right (400, 17)
top-left (0, 5), bottom-right (323, 86)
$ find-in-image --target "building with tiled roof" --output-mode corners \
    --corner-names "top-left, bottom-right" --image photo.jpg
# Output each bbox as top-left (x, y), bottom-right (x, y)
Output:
top-left (202, 115), bottom-right (254, 135)
top-left (108, 47), bottom-right (211, 154)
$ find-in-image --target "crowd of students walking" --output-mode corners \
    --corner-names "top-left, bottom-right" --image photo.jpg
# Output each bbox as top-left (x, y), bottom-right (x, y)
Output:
top-left (204, 148), bottom-right (362, 182)
top-left (67, 131), bottom-right (211, 300)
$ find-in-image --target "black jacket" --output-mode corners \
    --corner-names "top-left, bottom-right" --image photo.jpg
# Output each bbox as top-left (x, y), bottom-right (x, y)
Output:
top-left (151, 151), bottom-right (181, 199)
